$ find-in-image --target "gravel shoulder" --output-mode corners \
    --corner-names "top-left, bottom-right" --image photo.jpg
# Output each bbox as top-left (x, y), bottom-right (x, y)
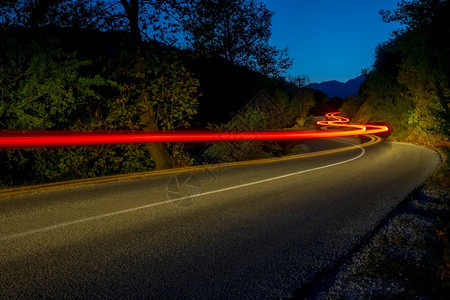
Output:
top-left (303, 159), bottom-right (450, 299)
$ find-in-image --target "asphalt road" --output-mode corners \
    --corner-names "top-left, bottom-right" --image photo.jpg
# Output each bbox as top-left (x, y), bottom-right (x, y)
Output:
top-left (0, 138), bottom-right (440, 299)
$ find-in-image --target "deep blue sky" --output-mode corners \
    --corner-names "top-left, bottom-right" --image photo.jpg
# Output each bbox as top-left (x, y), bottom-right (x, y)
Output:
top-left (263, 0), bottom-right (402, 83)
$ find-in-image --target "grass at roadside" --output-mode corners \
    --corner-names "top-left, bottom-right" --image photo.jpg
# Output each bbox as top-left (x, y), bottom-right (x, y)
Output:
top-left (430, 147), bottom-right (450, 293)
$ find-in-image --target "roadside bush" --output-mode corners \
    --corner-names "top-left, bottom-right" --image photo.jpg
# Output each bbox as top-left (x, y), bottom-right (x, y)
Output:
top-left (203, 91), bottom-right (300, 162)
top-left (0, 29), bottom-right (199, 187)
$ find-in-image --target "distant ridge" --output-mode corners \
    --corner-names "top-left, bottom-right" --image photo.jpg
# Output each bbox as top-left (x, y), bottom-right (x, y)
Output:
top-left (307, 75), bottom-right (365, 99)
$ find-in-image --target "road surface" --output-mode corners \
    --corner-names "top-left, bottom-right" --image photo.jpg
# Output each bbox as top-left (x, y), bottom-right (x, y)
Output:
top-left (0, 138), bottom-right (440, 299)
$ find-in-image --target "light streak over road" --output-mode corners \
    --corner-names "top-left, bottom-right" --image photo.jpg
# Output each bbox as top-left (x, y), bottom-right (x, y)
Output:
top-left (0, 112), bottom-right (388, 148)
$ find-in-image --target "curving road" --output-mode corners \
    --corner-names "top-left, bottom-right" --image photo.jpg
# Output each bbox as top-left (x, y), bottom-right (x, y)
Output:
top-left (0, 138), bottom-right (440, 299)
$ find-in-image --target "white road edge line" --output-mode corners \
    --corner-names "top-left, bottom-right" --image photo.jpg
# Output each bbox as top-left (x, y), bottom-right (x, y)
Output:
top-left (1, 139), bottom-right (365, 241)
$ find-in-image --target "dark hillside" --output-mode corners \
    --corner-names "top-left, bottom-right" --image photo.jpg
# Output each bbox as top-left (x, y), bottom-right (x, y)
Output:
top-left (186, 55), bottom-right (281, 125)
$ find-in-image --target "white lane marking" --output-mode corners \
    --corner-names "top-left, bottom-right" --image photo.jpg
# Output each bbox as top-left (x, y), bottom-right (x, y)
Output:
top-left (1, 141), bottom-right (365, 241)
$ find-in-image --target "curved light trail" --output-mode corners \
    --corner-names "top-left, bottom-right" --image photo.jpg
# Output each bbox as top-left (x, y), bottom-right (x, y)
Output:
top-left (0, 112), bottom-right (388, 148)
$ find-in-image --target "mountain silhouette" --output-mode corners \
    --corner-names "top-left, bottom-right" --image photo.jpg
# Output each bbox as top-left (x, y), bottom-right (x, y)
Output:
top-left (307, 75), bottom-right (365, 99)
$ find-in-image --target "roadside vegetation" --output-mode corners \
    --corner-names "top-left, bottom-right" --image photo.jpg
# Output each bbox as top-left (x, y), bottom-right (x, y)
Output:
top-left (0, 0), bottom-right (340, 188)
top-left (348, 0), bottom-right (449, 149)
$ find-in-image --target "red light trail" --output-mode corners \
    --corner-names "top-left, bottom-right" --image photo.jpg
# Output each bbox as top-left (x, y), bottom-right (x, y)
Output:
top-left (0, 112), bottom-right (388, 148)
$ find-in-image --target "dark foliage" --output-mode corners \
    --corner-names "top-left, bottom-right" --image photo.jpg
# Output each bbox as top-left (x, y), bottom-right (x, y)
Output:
top-left (355, 0), bottom-right (449, 146)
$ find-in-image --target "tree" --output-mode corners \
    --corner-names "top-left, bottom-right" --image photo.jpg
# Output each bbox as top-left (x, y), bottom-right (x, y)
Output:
top-left (340, 96), bottom-right (362, 119)
top-left (182, 0), bottom-right (292, 77)
top-left (380, 0), bottom-right (447, 30)
top-left (116, 0), bottom-right (174, 169)
top-left (1, 1), bottom-right (292, 77)
top-left (0, 25), bottom-right (202, 185)
top-left (0, 32), bottom-right (112, 131)
top-left (286, 77), bottom-right (315, 121)
top-left (0, 1), bottom-right (201, 170)
top-left (382, 0), bottom-right (449, 142)
top-left (0, 31), bottom-right (153, 185)
top-left (0, 0), bottom-right (294, 169)
top-left (354, 0), bottom-right (449, 145)
top-left (0, 0), bottom-right (112, 28)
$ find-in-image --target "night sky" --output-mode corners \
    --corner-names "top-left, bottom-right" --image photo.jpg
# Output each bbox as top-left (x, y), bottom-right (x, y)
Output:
top-left (263, 0), bottom-right (402, 83)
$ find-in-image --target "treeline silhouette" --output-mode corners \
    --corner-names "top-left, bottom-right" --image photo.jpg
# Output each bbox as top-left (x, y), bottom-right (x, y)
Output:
top-left (345, 0), bottom-right (449, 147)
